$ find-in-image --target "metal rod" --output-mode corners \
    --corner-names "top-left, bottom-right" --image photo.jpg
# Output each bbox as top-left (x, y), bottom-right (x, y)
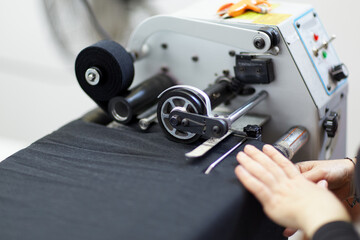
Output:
top-left (273, 126), bottom-right (309, 159)
top-left (139, 112), bottom-right (157, 131)
top-left (204, 138), bottom-right (247, 175)
top-left (227, 91), bottom-right (268, 123)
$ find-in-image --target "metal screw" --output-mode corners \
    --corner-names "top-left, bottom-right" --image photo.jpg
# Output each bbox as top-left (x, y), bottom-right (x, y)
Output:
top-left (161, 66), bottom-right (169, 73)
top-left (181, 119), bottom-right (189, 127)
top-left (229, 50), bottom-right (236, 57)
top-left (253, 37), bottom-right (265, 49)
top-left (85, 68), bottom-right (100, 85)
top-left (212, 126), bottom-right (221, 134)
top-left (170, 116), bottom-right (181, 126)
top-left (161, 43), bottom-right (168, 49)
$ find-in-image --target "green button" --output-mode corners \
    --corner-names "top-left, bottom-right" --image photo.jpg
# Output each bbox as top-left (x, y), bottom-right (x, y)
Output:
top-left (322, 51), bottom-right (327, 59)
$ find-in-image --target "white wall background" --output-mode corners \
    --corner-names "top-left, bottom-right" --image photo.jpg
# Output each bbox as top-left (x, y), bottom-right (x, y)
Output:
top-left (0, 0), bottom-right (359, 160)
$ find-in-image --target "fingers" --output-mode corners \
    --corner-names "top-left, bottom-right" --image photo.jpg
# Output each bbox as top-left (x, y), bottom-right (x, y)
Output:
top-left (262, 144), bottom-right (300, 178)
top-left (240, 145), bottom-right (288, 181)
top-left (297, 161), bottom-right (327, 183)
top-left (235, 165), bottom-right (272, 205)
top-left (237, 151), bottom-right (277, 187)
top-left (296, 161), bottom-right (316, 173)
top-left (317, 179), bottom-right (328, 189)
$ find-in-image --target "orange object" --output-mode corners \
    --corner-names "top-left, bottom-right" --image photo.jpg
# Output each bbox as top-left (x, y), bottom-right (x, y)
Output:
top-left (217, 0), bottom-right (271, 18)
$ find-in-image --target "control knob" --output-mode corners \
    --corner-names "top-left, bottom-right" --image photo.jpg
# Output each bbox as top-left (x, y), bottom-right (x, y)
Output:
top-left (330, 63), bottom-right (348, 82)
top-left (323, 112), bottom-right (338, 138)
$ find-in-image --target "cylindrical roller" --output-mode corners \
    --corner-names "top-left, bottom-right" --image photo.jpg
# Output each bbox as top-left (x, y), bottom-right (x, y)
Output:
top-left (273, 126), bottom-right (309, 159)
top-left (203, 80), bottom-right (234, 109)
top-left (75, 40), bottom-right (135, 110)
top-left (109, 74), bottom-right (175, 124)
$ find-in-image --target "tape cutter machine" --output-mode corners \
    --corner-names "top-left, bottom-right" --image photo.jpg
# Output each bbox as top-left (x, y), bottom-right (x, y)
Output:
top-left (75, 0), bottom-right (348, 164)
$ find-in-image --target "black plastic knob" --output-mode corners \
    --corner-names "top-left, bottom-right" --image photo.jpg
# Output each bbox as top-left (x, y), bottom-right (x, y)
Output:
top-left (330, 63), bottom-right (348, 82)
top-left (244, 125), bottom-right (262, 139)
top-left (323, 112), bottom-right (338, 138)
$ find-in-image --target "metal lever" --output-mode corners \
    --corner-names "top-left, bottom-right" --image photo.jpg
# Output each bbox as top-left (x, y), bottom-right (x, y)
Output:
top-left (169, 91), bottom-right (268, 139)
top-left (313, 35), bottom-right (336, 57)
top-left (204, 138), bottom-right (247, 174)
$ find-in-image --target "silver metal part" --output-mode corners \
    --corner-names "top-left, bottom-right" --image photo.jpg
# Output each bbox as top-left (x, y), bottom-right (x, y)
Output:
top-left (204, 138), bottom-right (247, 175)
top-left (159, 96), bottom-right (200, 140)
top-left (227, 91), bottom-right (268, 124)
top-left (313, 35), bottom-right (336, 57)
top-left (85, 67), bottom-right (100, 85)
top-left (139, 112), bottom-right (157, 131)
top-left (273, 126), bottom-right (309, 160)
top-left (186, 131), bottom-right (232, 160)
top-left (159, 85), bottom-right (213, 116)
top-left (110, 100), bottom-right (129, 122)
top-left (186, 114), bottom-right (269, 159)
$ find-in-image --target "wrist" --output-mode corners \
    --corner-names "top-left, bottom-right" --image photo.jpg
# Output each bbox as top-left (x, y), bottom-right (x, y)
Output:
top-left (344, 157), bottom-right (358, 202)
top-left (303, 208), bottom-right (351, 238)
top-left (300, 196), bottom-right (351, 238)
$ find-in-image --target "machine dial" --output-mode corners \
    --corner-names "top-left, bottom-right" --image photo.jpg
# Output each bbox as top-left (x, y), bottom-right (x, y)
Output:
top-left (330, 63), bottom-right (349, 82)
top-left (323, 112), bottom-right (339, 138)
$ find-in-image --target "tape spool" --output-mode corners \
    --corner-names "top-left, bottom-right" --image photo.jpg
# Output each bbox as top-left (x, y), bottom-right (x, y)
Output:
top-left (75, 40), bottom-right (134, 104)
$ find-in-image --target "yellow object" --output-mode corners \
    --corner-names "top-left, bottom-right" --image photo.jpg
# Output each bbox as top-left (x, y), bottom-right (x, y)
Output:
top-left (217, 0), bottom-right (272, 18)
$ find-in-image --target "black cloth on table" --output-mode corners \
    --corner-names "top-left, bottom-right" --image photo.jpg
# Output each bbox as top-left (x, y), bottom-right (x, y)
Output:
top-left (0, 118), bottom-right (285, 240)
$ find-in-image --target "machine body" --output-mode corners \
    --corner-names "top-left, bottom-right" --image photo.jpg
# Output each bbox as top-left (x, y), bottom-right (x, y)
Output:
top-left (127, 0), bottom-right (348, 161)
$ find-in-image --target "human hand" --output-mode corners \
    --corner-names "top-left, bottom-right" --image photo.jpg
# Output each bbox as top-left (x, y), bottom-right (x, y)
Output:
top-left (296, 159), bottom-right (355, 200)
top-left (235, 145), bottom-right (350, 238)
top-left (282, 180), bottom-right (328, 238)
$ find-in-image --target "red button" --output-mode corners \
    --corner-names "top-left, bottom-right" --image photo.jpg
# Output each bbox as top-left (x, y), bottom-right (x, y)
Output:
top-left (314, 34), bottom-right (319, 41)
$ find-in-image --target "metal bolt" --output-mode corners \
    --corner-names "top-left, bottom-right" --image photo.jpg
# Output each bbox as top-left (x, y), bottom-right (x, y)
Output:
top-left (170, 116), bottom-right (181, 126)
top-left (85, 68), bottom-right (100, 86)
top-left (212, 126), bottom-right (221, 134)
top-left (181, 119), bottom-right (189, 127)
top-left (253, 37), bottom-right (265, 49)
top-left (161, 43), bottom-right (168, 49)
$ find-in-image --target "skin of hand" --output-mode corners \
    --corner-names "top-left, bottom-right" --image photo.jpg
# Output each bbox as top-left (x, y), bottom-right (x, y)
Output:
top-left (235, 144), bottom-right (351, 238)
top-left (296, 159), bottom-right (355, 200)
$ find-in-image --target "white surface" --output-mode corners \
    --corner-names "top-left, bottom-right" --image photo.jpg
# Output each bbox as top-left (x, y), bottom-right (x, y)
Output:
top-left (0, 137), bottom-right (28, 162)
top-left (0, 0), bottom-right (96, 161)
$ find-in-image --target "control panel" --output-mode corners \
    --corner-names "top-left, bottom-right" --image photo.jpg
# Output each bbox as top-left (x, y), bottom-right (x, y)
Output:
top-left (294, 9), bottom-right (348, 95)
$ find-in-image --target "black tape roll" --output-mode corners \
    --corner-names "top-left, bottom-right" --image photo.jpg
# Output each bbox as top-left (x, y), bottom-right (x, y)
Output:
top-left (75, 40), bottom-right (134, 102)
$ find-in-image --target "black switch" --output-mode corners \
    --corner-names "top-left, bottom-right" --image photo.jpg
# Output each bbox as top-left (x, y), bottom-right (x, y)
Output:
top-left (234, 55), bottom-right (275, 84)
top-left (330, 63), bottom-right (348, 82)
top-left (323, 112), bottom-right (339, 138)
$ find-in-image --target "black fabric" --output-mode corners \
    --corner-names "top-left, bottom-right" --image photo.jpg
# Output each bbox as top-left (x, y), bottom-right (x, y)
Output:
top-left (0, 119), bottom-right (285, 240)
top-left (313, 221), bottom-right (359, 240)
